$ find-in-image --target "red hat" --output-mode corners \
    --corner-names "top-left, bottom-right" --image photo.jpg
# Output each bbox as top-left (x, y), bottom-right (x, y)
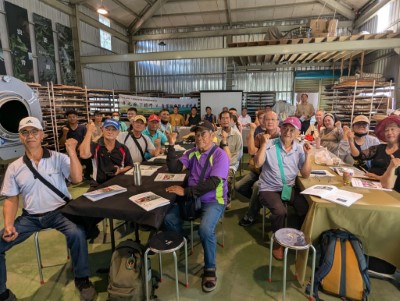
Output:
top-left (374, 115), bottom-right (400, 142)
top-left (148, 114), bottom-right (160, 122)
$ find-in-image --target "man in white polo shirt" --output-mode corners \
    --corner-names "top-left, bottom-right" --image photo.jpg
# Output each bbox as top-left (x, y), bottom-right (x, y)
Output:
top-left (0, 117), bottom-right (96, 301)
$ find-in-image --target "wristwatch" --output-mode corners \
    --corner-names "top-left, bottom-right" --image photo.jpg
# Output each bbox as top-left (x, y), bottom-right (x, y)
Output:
top-left (220, 142), bottom-right (228, 148)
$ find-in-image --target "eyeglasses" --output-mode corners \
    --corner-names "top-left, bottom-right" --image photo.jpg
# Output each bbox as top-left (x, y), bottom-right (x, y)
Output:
top-left (20, 129), bottom-right (40, 137)
top-left (354, 122), bottom-right (368, 127)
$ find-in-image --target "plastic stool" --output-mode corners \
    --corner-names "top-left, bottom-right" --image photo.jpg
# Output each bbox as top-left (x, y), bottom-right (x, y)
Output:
top-left (34, 229), bottom-right (70, 285)
top-left (144, 231), bottom-right (188, 301)
top-left (268, 228), bottom-right (316, 301)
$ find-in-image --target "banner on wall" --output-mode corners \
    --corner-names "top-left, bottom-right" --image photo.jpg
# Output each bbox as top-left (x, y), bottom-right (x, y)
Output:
top-left (4, 1), bottom-right (33, 82)
top-left (33, 14), bottom-right (56, 84)
top-left (0, 38), bottom-right (6, 74)
top-left (56, 23), bottom-right (76, 85)
top-left (118, 95), bottom-right (198, 115)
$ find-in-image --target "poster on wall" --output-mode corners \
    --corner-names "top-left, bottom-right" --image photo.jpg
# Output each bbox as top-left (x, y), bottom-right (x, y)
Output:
top-left (0, 38), bottom-right (6, 75)
top-left (4, 1), bottom-right (34, 82)
top-left (118, 95), bottom-right (198, 116)
top-left (56, 23), bottom-right (76, 85)
top-left (33, 14), bottom-right (56, 85)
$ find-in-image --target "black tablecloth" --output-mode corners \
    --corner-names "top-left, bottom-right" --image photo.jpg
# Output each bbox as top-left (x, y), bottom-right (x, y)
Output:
top-left (62, 166), bottom-right (185, 230)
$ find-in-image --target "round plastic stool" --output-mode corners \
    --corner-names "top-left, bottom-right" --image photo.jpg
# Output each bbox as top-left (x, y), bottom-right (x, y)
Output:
top-left (268, 228), bottom-right (316, 301)
top-left (144, 231), bottom-right (188, 301)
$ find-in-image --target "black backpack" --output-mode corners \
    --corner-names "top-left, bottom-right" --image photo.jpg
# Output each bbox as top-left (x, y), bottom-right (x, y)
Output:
top-left (108, 240), bottom-right (159, 301)
top-left (307, 229), bottom-right (371, 301)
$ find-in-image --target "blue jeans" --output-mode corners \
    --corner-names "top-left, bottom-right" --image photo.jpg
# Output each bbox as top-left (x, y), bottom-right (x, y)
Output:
top-left (0, 209), bottom-right (90, 294)
top-left (164, 202), bottom-right (224, 269)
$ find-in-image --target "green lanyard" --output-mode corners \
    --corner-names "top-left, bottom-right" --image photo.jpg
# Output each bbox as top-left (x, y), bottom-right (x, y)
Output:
top-left (275, 139), bottom-right (287, 185)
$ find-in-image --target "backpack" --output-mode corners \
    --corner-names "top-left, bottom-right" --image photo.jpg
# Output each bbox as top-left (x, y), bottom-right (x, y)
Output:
top-left (307, 229), bottom-right (371, 301)
top-left (108, 240), bottom-right (159, 301)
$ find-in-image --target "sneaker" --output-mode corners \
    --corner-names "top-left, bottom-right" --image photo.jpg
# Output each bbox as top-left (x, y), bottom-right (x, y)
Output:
top-left (238, 216), bottom-right (255, 227)
top-left (76, 279), bottom-right (97, 301)
top-left (0, 289), bottom-right (16, 301)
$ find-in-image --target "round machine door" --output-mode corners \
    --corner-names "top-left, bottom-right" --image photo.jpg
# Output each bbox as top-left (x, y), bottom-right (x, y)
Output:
top-left (0, 75), bottom-right (42, 161)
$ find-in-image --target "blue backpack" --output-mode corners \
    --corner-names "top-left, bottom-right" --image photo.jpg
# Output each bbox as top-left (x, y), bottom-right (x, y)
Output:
top-left (307, 229), bottom-right (371, 301)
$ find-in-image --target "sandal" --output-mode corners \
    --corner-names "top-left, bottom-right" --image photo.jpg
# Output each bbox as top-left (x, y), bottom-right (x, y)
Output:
top-left (202, 268), bottom-right (217, 292)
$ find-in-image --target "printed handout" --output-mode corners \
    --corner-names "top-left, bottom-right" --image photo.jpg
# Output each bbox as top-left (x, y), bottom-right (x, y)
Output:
top-left (301, 185), bottom-right (363, 207)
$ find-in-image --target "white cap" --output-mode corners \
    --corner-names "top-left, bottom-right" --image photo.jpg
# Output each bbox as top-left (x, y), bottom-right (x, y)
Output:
top-left (18, 117), bottom-right (43, 131)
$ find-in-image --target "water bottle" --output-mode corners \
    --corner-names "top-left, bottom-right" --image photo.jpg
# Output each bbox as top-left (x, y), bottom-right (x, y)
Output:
top-left (133, 162), bottom-right (142, 186)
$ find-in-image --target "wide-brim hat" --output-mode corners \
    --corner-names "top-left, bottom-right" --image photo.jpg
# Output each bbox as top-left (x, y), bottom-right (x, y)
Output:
top-left (374, 115), bottom-right (400, 142)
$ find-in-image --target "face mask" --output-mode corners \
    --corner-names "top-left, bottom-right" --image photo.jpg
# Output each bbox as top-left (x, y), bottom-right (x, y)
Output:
top-left (354, 132), bottom-right (368, 137)
top-left (112, 116), bottom-right (119, 121)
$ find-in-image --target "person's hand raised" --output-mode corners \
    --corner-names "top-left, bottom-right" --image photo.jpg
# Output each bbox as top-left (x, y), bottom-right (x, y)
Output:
top-left (166, 131), bottom-right (177, 145)
top-left (65, 138), bottom-right (78, 154)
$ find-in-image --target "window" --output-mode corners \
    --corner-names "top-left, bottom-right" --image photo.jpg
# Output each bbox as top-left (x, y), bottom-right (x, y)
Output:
top-left (377, 3), bottom-right (390, 33)
top-left (99, 15), bottom-right (112, 51)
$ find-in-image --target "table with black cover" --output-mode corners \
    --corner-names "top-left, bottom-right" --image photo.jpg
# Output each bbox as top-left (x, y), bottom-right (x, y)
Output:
top-left (62, 166), bottom-right (185, 249)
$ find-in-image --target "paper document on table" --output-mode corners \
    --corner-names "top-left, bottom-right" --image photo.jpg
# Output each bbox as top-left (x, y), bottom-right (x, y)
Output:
top-left (154, 173), bottom-right (186, 182)
top-left (83, 185), bottom-right (127, 202)
top-left (351, 178), bottom-right (392, 191)
top-left (129, 192), bottom-right (170, 211)
top-left (330, 166), bottom-right (367, 178)
top-left (310, 170), bottom-right (335, 177)
top-left (147, 155), bottom-right (167, 162)
top-left (125, 165), bottom-right (162, 176)
top-left (174, 144), bottom-right (187, 152)
top-left (301, 185), bottom-right (363, 207)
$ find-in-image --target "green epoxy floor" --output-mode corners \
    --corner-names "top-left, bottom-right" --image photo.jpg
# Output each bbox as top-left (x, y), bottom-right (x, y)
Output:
top-left (1, 174), bottom-right (399, 301)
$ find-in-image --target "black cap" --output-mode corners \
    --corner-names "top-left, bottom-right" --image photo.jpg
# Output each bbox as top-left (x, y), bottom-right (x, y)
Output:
top-left (190, 120), bottom-right (214, 132)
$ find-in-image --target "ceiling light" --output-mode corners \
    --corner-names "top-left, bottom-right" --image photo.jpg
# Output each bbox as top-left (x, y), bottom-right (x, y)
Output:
top-left (97, 0), bottom-right (108, 15)
top-left (97, 6), bottom-right (108, 15)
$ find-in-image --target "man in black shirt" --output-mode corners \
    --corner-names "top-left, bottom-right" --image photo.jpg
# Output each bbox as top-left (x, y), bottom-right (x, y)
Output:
top-left (185, 106), bottom-right (201, 126)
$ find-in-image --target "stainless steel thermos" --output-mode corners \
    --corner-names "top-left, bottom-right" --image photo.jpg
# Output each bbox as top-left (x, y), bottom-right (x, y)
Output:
top-left (133, 162), bottom-right (142, 186)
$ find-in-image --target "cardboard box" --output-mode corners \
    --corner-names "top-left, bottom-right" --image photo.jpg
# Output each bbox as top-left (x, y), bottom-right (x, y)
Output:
top-left (327, 19), bottom-right (338, 37)
top-left (309, 19), bottom-right (328, 33)
top-left (309, 18), bottom-right (338, 37)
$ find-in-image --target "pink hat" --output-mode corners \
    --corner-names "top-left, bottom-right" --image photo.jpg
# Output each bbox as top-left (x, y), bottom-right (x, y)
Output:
top-left (374, 115), bottom-right (400, 142)
top-left (282, 116), bottom-right (301, 130)
top-left (148, 114), bottom-right (160, 122)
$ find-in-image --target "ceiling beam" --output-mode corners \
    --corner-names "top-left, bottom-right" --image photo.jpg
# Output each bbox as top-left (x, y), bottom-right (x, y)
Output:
top-left (81, 38), bottom-right (400, 64)
top-left (152, 0), bottom-right (317, 18)
top-left (129, 0), bottom-right (169, 35)
top-left (225, 0), bottom-right (232, 26)
top-left (354, 0), bottom-right (392, 29)
top-left (228, 62), bottom-right (334, 71)
top-left (112, 0), bottom-right (140, 18)
top-left (316, 0), bottom-right (355, 20)
top-left (131, 21), bottom-right (353, 41)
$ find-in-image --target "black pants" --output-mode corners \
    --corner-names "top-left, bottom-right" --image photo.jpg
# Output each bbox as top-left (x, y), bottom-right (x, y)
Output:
top-left (259, 189), bottom-right (309, 232)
